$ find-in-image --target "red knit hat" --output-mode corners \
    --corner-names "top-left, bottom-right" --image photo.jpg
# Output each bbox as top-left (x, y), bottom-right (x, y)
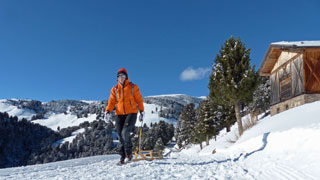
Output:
top-left (117, 68), bottom-right (128, 77)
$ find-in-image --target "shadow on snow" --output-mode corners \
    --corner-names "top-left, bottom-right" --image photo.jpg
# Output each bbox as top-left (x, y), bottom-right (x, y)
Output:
top-left (155, 132), bottom-right (271, 166)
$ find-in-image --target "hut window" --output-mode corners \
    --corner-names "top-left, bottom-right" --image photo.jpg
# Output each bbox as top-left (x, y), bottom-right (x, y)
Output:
top-left (280, 77), bottom-right (292, 101)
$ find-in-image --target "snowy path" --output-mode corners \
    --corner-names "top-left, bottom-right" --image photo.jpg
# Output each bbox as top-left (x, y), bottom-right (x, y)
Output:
top-left (1, 132), bottom-right (318, 180)
top-left (0, 154), bottom-right (255, 180)
top-left (1, 153), bottom-right (315, 180)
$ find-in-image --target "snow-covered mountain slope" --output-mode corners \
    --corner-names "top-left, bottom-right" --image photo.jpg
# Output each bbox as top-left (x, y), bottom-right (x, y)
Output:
top-left (33, 113), bottom-right (97, 131)
top-left (0, 94), bottom-right (202, 131)
top-left (52, 128), bottom-right (86, 147)
top-left (144, 94), bottom-right (203, 121)
top-left (144, 94), bottom-right (203, 107)
top-left (1, 101), bottom-right (319, 179)
top-left (0, 99), bottom-right (36, 120)
top-left (33, 102), bottom-right (177, 130)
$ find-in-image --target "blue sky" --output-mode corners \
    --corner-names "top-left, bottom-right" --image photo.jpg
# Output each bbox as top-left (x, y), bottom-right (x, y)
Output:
top-left (0, 0), bottom-right (319, 102)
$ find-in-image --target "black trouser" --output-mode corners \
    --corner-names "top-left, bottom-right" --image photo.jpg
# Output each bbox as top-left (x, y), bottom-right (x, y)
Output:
top-left (115, 113), bottom-right (137, 158)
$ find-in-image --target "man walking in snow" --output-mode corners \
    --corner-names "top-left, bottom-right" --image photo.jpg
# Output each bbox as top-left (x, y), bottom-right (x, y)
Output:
top-left (104, 68), bottom-right (145, 164)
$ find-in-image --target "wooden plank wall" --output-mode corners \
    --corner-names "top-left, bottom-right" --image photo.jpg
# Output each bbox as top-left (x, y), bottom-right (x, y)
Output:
top-left (271, 51), bottom-right (298, 74)
top-left (270, 72), bottom-right (280, 105)
top-left (292, 55), bottom-right (304, 96)
top-left (270, 52), bottom-right (304, 105)
top-left (304, 49), bottom-right (320, 93)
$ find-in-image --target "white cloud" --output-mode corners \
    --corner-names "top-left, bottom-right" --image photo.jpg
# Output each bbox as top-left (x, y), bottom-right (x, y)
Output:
top-left (180, 67), bottom-right (211, 81)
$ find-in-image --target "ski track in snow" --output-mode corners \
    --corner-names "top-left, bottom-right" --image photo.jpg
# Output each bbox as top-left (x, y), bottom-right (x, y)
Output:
top-left (241, 153), bottom-right (318, 180)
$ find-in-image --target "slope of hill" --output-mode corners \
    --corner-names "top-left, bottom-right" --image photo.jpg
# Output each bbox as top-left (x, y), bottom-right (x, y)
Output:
top-left (1, 101), bottom-right (319, 179)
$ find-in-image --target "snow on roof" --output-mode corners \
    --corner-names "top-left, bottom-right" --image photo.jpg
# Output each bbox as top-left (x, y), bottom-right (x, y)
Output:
top-left (271, 40), bottom-right (320, 48)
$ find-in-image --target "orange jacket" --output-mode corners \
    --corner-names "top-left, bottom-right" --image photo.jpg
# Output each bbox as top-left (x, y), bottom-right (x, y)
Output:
top-left (105, 79), bottom-right (144, 115)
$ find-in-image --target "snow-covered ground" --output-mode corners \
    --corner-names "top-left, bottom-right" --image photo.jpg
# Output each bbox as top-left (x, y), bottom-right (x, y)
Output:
top-left (52, 128), bottom-right (86, 147)
top-left (33, 114), bottom-right (97, 131)
top-left (1, 101), bottom-right (320, 179)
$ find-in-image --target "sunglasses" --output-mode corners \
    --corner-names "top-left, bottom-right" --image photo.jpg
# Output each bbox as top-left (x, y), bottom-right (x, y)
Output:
top-left (117, 74), bottom-right (127, 78)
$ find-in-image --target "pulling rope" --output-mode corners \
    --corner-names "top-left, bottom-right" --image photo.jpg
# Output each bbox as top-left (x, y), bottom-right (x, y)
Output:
top-left (138, 119), bottom-right (143, 153)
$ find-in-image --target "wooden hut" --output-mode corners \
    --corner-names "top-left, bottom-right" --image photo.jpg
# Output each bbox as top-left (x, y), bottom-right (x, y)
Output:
top-left (259, 41), bottom-right (320, 115)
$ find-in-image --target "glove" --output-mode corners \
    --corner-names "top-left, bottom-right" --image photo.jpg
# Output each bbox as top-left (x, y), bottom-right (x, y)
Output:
top-left (139, 111), bottom-right (145, 122)
top-left (104, 111), bottom-right (111, 123)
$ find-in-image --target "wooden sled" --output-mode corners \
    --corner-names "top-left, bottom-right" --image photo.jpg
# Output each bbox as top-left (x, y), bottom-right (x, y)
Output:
top-left (132, 120), bottom-right (163, 162)
top-left (132, 147), bottom-right (163, 162)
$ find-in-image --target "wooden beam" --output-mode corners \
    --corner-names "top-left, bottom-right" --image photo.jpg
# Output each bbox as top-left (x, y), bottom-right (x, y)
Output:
top-left (292, 59), bottom-right (304, 94)
top-left (280, 49), bottom-right (304, 54)
top-left (259, 47), bottom-right (281, 76)
top-left (309, 56), bottom-right (320, 85)
top-left (304, 51), bottom-right (308, 90)
top-left (294, 60), bottom-right (304, 83)
top-left (309, 56), bottom-right (320, 62)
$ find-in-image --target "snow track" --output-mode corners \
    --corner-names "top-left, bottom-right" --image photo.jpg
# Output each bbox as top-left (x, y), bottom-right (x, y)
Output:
top-left (0, 153), bottom-right (256, 180)
top-left (0, 141), bottom-right (318, 180)
top-left (252, 161), bottom-right (318, 180)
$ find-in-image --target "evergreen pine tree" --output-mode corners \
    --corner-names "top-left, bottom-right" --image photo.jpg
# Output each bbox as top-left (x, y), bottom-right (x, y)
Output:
top-left (217, 104), bottom-right (236, 132)
top-left (247, 76), bottom-right (271, 119)
top-left (195, 99), bottom-right (225, 146)
top-left (193, 101), bottom-right (207, 149)
top-left (176, 103), bottom-right (196, 148)
top-left (209, 36), bottom-right (258, 136)
top-left (174, 117), bottom-right (183, 146)
top-left (195, 100), bottom-right (211, 146)
top-left (154, 137), bottom-right (165, 151)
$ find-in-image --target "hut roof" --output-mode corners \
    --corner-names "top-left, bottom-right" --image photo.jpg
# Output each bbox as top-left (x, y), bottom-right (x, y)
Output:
top-left (259, 41), bottom-right (320, 76)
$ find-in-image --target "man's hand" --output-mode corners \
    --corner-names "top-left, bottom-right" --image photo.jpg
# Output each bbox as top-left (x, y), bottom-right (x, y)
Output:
top-left (139, 111), bottom-right (145, 122)
top-left (104, 111), bottom-right (111, 123)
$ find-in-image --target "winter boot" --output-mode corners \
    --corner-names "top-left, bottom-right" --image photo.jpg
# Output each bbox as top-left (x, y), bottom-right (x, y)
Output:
top-left (125, 154), bottom-right (133, 163)
top-left (117, 156), bottom-right (125, 165)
